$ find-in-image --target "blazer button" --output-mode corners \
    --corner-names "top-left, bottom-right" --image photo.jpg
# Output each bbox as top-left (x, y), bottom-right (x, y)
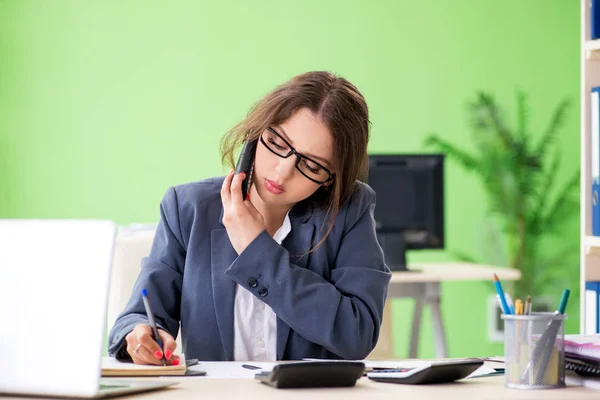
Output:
top-left (248, 278), bottom-right (258, 288)
top-left (258, 288), bottom-right (268, 297)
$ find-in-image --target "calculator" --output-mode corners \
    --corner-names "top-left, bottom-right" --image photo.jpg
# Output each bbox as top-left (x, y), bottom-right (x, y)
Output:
top-left (255, 361), bottom-right (365, 388)
top-left (367, 359), bottom-right (483, 385)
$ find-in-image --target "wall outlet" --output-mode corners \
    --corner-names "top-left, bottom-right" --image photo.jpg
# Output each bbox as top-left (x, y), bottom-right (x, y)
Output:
top-left (487, 295), bottom-right (504, 343)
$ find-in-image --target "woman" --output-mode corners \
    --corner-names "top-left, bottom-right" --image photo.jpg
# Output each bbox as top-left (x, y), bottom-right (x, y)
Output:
top-left (108, 71), bottom-right (391, 365)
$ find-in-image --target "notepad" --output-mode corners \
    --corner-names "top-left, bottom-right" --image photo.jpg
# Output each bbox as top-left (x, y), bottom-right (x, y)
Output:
top-left (564, 334), bottom-right (600, 360)
top-left (563, 334), bottom-right (600, 380)
top-left (101, 355), bottom-right (187, 376)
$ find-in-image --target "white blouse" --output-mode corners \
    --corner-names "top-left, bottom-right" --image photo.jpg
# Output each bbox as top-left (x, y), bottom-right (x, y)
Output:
top-left (233, 212), bottom-right (292, 361)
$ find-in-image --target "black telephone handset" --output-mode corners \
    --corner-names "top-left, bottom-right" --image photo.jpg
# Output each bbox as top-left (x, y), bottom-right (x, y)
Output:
top-left (234, 139), bottom-right (258, 200)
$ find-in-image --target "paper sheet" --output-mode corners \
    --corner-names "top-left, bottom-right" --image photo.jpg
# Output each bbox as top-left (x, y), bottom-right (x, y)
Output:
top-left (187, 361), bottom-right (280, 379)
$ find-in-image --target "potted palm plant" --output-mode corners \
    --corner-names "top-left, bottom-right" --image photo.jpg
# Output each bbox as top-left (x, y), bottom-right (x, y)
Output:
top-left (424, 92), bottom-right (579, 299)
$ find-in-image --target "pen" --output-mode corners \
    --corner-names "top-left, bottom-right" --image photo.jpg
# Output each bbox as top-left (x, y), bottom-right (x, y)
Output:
top-left (495, 294), bottom-right (504, 312)
top-left (493, 274), bottom-right (512, 315)
top-left (141, 289), bottom-right (166, 366)
top-left (242, 364), bottom-right (261, 370)
top-left (556, 288), bottom-right (570, 315)
top-left (531, 288), bottom-right (571, 383)
top-left (505, 293), bottom-right (515, 315)
top-left (525, 295), bottom-right (532, 315)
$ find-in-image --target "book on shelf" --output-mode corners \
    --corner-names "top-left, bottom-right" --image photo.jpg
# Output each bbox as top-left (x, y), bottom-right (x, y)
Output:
top-left (591, 87), bottom-right (600, 236)
top-left (585, 282), bottom-right (600, 334)
top-left (593, 0), bottom-right (600, 40)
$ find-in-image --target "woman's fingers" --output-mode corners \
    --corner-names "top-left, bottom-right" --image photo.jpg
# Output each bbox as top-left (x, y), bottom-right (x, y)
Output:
top-left (129, 341), bottom-right (162, 365)
top-left (137, 329), bottom-right (164, 360)
top-left (222, 170), bottom-right (247, 212)
top-left (126, 327), bottom-right (163, 365)
top-left (220, 170), bottom-right (234, 205)
top-left (230, 172), bottom-right (246, 206)
top-left (158, 329), bottom-right (177, 360)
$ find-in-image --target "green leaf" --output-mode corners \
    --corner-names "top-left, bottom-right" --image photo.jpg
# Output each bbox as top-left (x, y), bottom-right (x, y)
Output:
top-left (541, 169), bottom-right (580, 234)
top-left (528, 152), bottom-right (562, 236)
top-left (469, 92), bottom-right (516, 152)
top-left (534, 98), bottom-right (571, 159)
top-left (516, 91), bottom-right (530, 142)
top-left (423, 134), bottom-right (480, 172)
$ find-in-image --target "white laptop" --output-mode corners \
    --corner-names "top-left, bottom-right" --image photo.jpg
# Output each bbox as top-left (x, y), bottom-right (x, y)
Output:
top-left (0, 219), bottom-right (177, 398)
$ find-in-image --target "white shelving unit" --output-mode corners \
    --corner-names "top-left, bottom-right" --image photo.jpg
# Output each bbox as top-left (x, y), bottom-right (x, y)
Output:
top-left (580, 0), bottom-right (600, 331)
top-left (584, 235), bottom-right (600, 254)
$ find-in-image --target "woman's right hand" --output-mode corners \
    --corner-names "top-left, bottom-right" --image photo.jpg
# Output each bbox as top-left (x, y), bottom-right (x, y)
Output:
top-left (125, 324), bottom-right (180, 365)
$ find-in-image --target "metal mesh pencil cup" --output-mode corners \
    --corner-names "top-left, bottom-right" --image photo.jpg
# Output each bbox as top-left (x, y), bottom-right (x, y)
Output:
top-left (501, 312), bottom-right (566, 389)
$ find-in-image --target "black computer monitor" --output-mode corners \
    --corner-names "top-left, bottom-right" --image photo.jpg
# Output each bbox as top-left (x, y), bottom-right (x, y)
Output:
top-left (367, 154), bottom-right (444, 271)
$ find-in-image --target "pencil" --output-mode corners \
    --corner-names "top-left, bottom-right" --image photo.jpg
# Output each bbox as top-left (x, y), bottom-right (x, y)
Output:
top-left (515, 299), bottom-right (523, 315)
top-left (493, 274), bottom-right (512, 315)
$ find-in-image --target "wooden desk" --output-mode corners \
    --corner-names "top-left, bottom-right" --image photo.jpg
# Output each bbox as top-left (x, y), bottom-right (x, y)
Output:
top-left (370, 263), bottom-right (521, 359)
top-left (99, 374), bottom-right (597, 399)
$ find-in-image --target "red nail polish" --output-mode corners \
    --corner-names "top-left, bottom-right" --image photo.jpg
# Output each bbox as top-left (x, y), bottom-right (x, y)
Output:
top-left (246, 193), bottom-right (250, 201)
top-left (172, 359), bottom-right (180, 366)
top-left (165, 350), bottom-right (172, 360)
top-left (155, 350), bottom-right (162, 359)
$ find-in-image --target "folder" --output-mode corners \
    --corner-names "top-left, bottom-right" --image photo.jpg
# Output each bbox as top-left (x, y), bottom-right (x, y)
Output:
top-left (586, 282), bottom-right (600, 334)
top-left (564, 334), bottom-right (600, 372)
top-left (592, 87), bottom-right (600, 236)
top-left (564, 334), bottom-right (600, 389)
top-left (593, 0), bottom-right (600, 40)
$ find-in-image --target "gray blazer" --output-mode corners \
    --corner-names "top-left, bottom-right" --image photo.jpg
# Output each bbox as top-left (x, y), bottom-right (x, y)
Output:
top-left (108, 177), bottom-right (391, 361)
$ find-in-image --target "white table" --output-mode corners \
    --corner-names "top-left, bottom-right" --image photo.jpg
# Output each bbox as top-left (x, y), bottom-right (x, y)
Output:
top-left (370, 263), bottom-right (521, 359)
top-left (4, 361), bottom-right (596, 399)
top-left (90, 362), bottom-right (596, 400)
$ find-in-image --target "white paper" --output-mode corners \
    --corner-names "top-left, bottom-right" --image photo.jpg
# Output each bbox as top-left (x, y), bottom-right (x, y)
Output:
top-left (466, 366), bottom-right (499, 378)
top-left (187, 361), bottom-right (280, 379)
top-left (187, 358), bottom-right (505, 379)
top-left (566, 373), bottom-right (600, 390)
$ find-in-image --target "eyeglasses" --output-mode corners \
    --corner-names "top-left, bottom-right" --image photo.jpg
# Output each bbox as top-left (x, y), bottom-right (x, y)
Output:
top-left (260, 127), bottom-right (335, 184)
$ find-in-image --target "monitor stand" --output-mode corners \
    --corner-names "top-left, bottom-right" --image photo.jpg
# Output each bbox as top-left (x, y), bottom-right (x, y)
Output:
top-left (377, 232), bottom-right (415, 272)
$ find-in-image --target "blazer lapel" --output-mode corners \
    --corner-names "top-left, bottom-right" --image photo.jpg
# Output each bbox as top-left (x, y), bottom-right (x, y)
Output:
top-left (210, 227), bottom-right (237, 361)
top-left (277, 215), bottom-right (315, 359)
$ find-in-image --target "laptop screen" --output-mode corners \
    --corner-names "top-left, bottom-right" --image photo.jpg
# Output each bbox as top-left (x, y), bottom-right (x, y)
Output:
top-left (0, 220), bottom-right (116, 397)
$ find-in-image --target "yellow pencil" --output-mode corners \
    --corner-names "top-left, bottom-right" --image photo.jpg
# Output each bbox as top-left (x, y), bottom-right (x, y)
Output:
top-left (515, 299), bottom-right (524, 315)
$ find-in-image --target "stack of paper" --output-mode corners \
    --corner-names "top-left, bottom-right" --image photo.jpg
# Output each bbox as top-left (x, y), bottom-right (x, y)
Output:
top-left (564, 334), bottom-right (600, 390)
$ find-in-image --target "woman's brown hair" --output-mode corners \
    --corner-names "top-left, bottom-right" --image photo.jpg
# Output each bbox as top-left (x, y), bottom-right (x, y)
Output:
top-left (220, 71), bottom-right (370, 250)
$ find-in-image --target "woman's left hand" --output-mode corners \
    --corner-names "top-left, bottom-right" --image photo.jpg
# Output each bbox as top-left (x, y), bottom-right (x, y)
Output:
top-left (220, 170), bottom-right (265, 255)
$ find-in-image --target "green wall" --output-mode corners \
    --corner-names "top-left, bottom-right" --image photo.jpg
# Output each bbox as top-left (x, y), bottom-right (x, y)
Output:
top-left (0, 1), bottom-right (580, 358)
